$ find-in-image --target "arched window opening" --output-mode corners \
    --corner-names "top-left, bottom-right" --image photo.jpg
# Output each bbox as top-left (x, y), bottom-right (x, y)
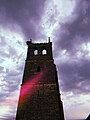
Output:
top-left (42, 49), bottom-right (47, 55)
top-left (34, 49), bottom-right (38, 55)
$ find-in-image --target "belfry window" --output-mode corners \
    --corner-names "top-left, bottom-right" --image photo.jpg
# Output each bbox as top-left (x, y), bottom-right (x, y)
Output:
top-left (42, 49), bottom-right (47, 55)
top-left (34, 49), bottom-right (38, 55)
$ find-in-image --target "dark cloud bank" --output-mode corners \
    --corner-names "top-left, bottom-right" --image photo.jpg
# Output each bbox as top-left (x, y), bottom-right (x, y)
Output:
top-left (59, 59), bottom-right (90, 93)
top-left (0, 0), bottom-right (46, 39)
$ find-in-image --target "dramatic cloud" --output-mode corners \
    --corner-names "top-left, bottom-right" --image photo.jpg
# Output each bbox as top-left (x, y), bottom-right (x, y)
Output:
top-left (55, 0), bottom-right (90, 52)
top-left (53, 0), bottom-right (90, 93)
top-left (0, 0), bottom-right (46, 39)
top-left (0, 0), bottom-right (90, 119)
top-left (59, 59), bottom-right (90, 93)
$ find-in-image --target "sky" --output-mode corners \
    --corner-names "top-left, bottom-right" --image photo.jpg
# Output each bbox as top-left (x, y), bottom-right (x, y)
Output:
top-left (0, 0), bottom-right (90, 119)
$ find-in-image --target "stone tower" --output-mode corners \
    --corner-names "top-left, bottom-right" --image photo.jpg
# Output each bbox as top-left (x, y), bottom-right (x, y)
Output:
top-left (16, 38), bottom-right (65, 120)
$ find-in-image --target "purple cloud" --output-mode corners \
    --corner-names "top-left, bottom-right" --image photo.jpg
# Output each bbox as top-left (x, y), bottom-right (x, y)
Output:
top-left (0, 0), bottom-right (46, 39)
top-left (55, 0), bottom-right (90, 52)
top-left (59, 59), bottom-right (90, 93)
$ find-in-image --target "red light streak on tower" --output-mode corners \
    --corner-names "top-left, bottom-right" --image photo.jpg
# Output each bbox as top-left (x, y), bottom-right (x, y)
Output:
top-left (18, 70), bottom-right (44, 105)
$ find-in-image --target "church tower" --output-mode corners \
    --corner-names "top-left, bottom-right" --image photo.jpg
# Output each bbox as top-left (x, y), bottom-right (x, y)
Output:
top-left (16, 38), bottom-right (65, 120)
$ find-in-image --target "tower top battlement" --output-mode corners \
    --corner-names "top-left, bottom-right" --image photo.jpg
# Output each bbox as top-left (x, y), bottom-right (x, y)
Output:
top-left (26, 37), bottom-right (51, 45)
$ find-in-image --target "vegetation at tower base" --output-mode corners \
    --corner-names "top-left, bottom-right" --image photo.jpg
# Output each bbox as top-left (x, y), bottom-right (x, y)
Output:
top-left (16, 39), bottom-right (65, 120)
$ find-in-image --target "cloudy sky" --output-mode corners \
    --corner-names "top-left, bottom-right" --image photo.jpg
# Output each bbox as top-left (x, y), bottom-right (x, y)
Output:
top-left (0, 0), bottom-right (90, 119)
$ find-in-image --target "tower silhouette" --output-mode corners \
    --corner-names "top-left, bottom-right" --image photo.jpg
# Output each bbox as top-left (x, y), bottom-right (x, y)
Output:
top-left (16, 38), bottom-right (65, 120)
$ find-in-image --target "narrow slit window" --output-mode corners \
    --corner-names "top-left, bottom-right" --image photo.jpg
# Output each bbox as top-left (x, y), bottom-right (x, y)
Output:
top-left (37, 66), bottom-right (40, 72)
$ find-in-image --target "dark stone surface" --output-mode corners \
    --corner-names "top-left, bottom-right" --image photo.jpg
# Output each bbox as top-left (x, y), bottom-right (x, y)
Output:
top-left (16, 40), bottom-right (65, 120)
